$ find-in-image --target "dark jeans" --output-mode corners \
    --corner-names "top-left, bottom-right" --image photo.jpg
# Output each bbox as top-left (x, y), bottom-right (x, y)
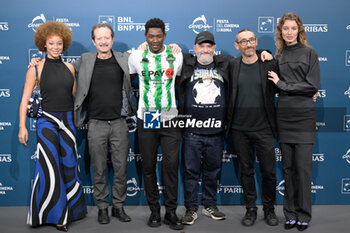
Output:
top-left (137, 118), bottom-right (181, 212)
top-left (232, 127), bottom-right (276, 211)
top-left (182, 132), bottom-right (224, 210)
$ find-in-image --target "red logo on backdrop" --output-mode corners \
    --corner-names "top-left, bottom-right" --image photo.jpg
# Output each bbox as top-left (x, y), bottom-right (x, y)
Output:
top-left (165, 68), bottom-right (174, 78)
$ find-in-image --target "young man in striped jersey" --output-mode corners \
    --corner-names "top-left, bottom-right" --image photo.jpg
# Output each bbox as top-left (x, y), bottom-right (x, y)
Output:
top-left (128, 18), bottom-right (184, 230)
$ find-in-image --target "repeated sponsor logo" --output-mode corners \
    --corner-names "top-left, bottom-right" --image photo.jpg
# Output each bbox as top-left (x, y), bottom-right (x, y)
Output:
top-left (126, 116), bottom-right (137, 133)
top-left (99, 15), bottom-right (115, 31)
top-left (258, 17), bottom-right (274, 33)
top-left (0, 56), bottom-right (10, 65)
top-left (128, 152), bottom-right (142, 162)
top-left (78, 123), bottom-right (88, 131)
top-left (188, 49), bottom-right (222, 56)
top-left (347, 25), bottom-right (350, 30)
top-left (275, 147), bottom-right (282, 162)
top-left (31, 151), bottom-right (38, 160)
top-left (316, 121), bottom-right (326, 131)
top-left (28, 49), bottom-right (45, 62)
top-left (342, 149), bottom-right (350, 164)
top-left (215, 19), bottom-right (239, 33)
top-left (0, 121), bottom-right (12, 130)
top-left (54, 17), bottom-right (80, 30)
top-left (0, 181), bottom-right (14, 195)
top-left (218, 184), bottom-right (243, 194)
top-left (344, 87), bottom-right (350, 98)
top-left (318, 57), bottom-right (328, 62)
top-left (346, 50), bottom-right (350, 66)
top-left (126, 178), bottom-right (142, 197)
top-left (188, 15), bottom-right (213, 34)
top-left (222, 150), bottom-right (237, 162)
top-left (116, 16), bottom-right (169, 32)
top-left (0, 89), bottom-right (10, 97)
top-left (83, 186), bottom-right (94, 194)
top-left (0, 22), bottom-right (9, 31)
top-left (61, 55), bottom-right (80, 63)
top-left (317, 89), bottom-right (326, 98)
top-left (341, 178), bottom-right (350, 194)
top-left (0, 154), bottom-right (12, 163)
top-left (28, 13), bottom-right (46, 32)
top-left (274, 150), bottom-right (324, 162)
top-left (277, 180), bottom-right (324, 196)
top-left (304, 24), bottom-right (328, 33)
top-left (30, 118), bottom-right (37, 131)
top-left (344, 115), bottom-right (350, 131)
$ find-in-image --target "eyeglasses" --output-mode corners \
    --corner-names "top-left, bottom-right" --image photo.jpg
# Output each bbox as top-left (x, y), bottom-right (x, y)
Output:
top-left (236, 37), bottom-right (256, 46)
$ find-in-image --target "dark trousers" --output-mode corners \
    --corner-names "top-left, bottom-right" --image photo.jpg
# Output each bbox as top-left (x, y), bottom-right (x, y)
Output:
top-left (88, 118), bottom-right (129, 209)
top-left (137, 118), bottom-right (181, 212)
top-left (280, 143), bottom-right (313, 223)
top-left (182, 132), bottom-right (224, 210)
top-left (232, 127), bottom-right (276, 211)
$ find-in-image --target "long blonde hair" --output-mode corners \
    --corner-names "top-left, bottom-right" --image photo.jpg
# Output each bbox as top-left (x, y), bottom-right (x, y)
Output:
top-left (275, 12), bottom-right (309, 57)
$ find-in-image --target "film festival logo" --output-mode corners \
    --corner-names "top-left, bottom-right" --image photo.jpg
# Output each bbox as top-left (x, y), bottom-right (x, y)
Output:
top-left (127, 178), bottom-right (142, 197)
top-left (126, 115), bottom-right (137, 133)
top-left (0, 22), bottom-right (9, 31)
top-left (277, 180), bottom-right (324, 196)
top-left (346, 50), bottom-right (350, 66)
top-left (28, 13), bottom-right (46, 32)
top-left (0, 121), bottom-right (12, 130)
top-left (99, 15), bottom-right (115, 32)
top-left (28, 49), bottom-right (45, 63)
top-left (53, 17), bottom-right (80, 30)
top-left (343, 115), bottom-right (350, 131)
top-left (344, 87), bottom-right (350, 98)
top-left (0, 89), bottom-right (10, 97)
top-left (0, 55), bottom-right (10, 65)
top-left (342, 149), bottom-right (350, 164)
top-left (188, 15), bottom-right (213, 34)
top-left (347, 25), bottom-right (350, 30)
top-left (258, 16), bottom-right (274, 33)
top-left (0, 182), bottom-right (14, 195)
top-left (143, 110), bottom-right (161, 129)
top-left (341, 178), bottom-right (350, 194)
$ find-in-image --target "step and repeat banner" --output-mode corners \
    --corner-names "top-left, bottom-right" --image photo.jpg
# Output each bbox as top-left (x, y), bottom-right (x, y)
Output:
top-left (1, 0), bottom-right (350, 206)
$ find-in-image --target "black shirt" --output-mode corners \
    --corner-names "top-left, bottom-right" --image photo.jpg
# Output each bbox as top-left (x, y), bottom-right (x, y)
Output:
top-left (231, 60), bottom-right (269, 131)
top-left (87, 55), bottom-right (123, 120)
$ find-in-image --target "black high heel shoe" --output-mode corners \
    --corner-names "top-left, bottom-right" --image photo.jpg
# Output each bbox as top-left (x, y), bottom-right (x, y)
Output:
top-left (56, 225), bottom-right (68, 232)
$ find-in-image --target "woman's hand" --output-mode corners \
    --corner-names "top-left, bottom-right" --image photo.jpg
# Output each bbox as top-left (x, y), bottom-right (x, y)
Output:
top-left (18, 127), bottom-right (28, 146)
top-left (268, 71), bottom-right (280, 84)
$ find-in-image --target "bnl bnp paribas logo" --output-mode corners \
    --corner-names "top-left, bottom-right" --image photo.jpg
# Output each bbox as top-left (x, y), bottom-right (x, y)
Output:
top-left (0, 22), bottom-right (9, 31)
top-left (28, 13), bottom-right (46, 32)
top-left (143, 111), bottom-right (161, 129)
top-left (0, 89), bottom-right (10, 97)
top-left (28, 49), bottom-right (45, 62)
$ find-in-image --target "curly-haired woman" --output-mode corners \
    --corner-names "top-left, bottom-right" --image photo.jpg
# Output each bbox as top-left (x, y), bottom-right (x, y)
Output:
top-left (18, 21), bottom-right (87, 232)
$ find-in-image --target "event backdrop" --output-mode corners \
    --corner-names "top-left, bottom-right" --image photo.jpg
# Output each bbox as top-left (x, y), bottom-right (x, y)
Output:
top-left (1, 0), bottom-right (350, 206)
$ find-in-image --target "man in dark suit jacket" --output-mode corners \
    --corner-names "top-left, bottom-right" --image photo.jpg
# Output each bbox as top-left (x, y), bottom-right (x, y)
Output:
top-left (73, 23), bottom-right (135, 224)
top-left (226, 29), bottom-right (279, 227)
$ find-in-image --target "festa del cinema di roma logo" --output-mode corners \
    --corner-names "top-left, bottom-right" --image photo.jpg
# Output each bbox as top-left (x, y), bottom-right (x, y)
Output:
top-left (188, 15), bottom-right (213, 34)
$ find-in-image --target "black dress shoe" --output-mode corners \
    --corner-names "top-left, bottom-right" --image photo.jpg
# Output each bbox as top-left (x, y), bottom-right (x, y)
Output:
top-left (297, 222), bottom-right (309, 231)
top-left (241, 207), bottom-right (257, 227)
top-left (164, 211), bottom-right (184, 230)
top-left (56, 225), bottom-right (68, 232)
top-left (147, 210), bottom-right (161, 227)
top-left (112, 207), bottom-right (131, 222)
top-left (284, 220), bottom-right (297, 229)
top-left (98, 208), bottom-right (110, 224)
top-left (264, 210), bottom-right (279, 226)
